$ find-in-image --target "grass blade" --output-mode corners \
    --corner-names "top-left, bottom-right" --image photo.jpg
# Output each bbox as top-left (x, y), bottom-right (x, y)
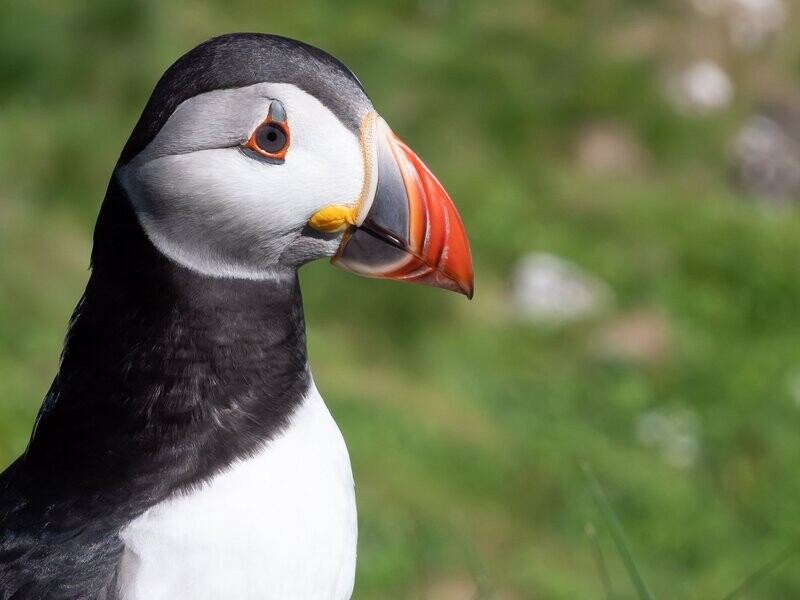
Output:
top-left (586, 522), bottom-right (616, 600)
top-left (451, 514), bottom-right (494, 600)
top-left (583, 463), bottom-right (655, 600)
top-left (721, 542), bottom-right (799, 600)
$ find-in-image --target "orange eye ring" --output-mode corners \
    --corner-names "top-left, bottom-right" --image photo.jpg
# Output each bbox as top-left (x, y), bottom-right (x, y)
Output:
top-left (243, 101), bottom-right (290, 160)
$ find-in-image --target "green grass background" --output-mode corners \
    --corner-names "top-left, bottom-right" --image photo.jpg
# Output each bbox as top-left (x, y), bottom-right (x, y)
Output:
top-left (2, 0), bottom-right (800, 597)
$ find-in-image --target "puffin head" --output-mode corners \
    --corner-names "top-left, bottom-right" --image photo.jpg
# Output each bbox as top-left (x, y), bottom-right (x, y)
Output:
top-left (116, 33), bottom-right (473, 298)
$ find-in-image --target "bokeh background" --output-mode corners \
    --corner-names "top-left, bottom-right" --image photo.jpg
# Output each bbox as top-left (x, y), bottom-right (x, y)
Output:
top-left (2, 0), bottom-right (800, 598)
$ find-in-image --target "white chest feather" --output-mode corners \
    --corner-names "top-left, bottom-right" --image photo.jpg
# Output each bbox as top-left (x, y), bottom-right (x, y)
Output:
top-left (117, 386), bottom-right (357, 600)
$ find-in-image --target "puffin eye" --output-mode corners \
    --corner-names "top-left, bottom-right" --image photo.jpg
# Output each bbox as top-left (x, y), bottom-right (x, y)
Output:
top-left (254, 123), bottom-right (288, 155)
top-left (243, 100), bottom-right (291, 160)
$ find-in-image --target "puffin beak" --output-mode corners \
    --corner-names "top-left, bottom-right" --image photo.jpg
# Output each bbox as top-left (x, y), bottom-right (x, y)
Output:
top-left (309, 113), bottom-right (474, 298)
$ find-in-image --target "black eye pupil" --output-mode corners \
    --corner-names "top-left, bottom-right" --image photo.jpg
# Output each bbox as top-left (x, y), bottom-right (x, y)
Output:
top-left (255, 124), bottom-right (287, 154)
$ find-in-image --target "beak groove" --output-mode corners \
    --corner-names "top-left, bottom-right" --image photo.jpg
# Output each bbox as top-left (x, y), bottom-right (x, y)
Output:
top-left (331, 115), bottom-right (474, 299)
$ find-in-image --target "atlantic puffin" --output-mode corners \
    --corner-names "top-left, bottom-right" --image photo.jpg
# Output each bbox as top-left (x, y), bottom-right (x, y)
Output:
top-left (0, 33), bottom-right (472, 600)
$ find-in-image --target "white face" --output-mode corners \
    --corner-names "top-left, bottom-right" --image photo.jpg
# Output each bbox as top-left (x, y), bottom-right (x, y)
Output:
top-left (117, 82), bottom-right (369, 279)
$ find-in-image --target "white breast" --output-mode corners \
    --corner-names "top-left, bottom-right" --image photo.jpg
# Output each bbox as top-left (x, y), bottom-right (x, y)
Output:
top-left (116, 383), bottom-right (357, 600)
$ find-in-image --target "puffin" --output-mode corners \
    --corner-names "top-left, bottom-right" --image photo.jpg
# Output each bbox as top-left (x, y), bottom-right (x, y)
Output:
top-left (0, 33), bottom-right (472, 600)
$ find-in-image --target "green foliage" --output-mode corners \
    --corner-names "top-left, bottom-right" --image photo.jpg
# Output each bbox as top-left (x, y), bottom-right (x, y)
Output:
top-left (2, 0), bottom-right (800, 597)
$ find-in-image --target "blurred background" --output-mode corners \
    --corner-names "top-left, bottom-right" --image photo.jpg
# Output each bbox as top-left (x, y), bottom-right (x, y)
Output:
top-left (1, 0), bottom-right (800, 597)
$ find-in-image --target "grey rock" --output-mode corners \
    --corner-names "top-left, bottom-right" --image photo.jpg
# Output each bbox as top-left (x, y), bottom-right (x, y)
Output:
top-left (511, 253), bottom-right (612, 324)
top-left (735, 102), bottom-right (800, 203)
